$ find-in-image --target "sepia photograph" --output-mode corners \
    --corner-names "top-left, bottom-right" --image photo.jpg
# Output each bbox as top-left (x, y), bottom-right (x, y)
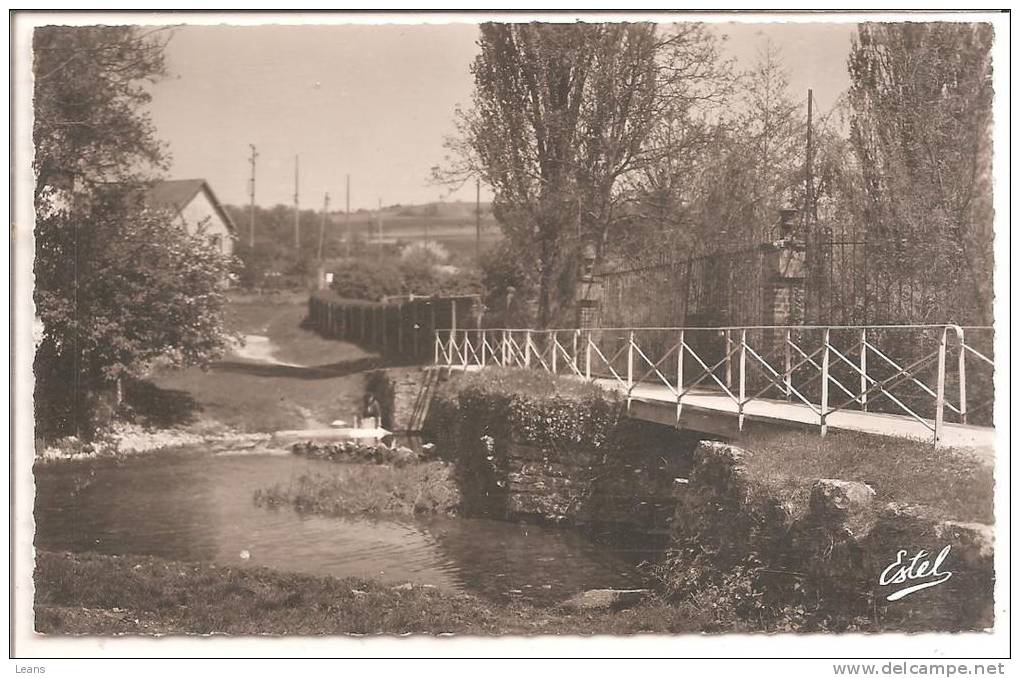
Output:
top-left (9, 8), bottom-right (1010, 663)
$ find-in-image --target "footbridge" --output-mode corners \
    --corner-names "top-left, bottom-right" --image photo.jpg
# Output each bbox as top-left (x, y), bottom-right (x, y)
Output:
top-left (434, 324), bottom-right (995, 452)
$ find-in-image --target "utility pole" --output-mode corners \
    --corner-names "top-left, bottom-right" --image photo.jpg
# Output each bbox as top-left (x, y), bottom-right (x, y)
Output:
top-left (475, 176), bottom-right (481, 258)
top-left (805, 89), bottom-right (814, 228)
top-left (247, 144), bottom-right (258, 247)
top-left (377, 197), bottom-right (383, 241)
top-left (293, 155), bottom-right (300, 253)
top-left (345, 174), bottom-right (351, 259)
top-left (318, 192), bottom-right (330, 261)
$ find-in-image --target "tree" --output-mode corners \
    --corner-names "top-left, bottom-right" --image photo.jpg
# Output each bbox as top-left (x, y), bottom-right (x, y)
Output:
top-left (33, 26), bottom-right (236, 438)
top-left (847, 22), bottom-right (994, 324)
top-left (443, 22), bottom-right (731, 327)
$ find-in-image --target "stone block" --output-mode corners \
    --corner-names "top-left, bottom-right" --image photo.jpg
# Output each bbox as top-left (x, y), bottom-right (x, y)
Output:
top-left (560, 588), bottom-right (651, 611)
top-left (808, 478), bottom-right (877, 535)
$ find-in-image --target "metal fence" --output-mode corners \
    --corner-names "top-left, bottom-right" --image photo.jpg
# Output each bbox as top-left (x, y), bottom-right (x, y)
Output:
top-left (596, 247), bottom-right (768, 328)
top-left (434, 324), bottom-right (995, 444)
top-left (595, 227), bottom-right (992, 329)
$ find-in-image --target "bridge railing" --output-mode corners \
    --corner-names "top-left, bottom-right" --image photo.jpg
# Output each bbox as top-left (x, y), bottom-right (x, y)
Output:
top-left (434, 325), bottom-right (994, 445)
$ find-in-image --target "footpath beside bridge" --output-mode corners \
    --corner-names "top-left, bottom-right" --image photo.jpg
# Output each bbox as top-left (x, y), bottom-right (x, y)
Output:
top-left (433, 324), bottom-right (996, 456)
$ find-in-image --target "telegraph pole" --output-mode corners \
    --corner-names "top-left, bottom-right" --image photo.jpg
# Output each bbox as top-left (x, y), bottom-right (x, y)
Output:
top-left (475, 176), bottom-right (481, 257)
top-left (247, 144), bottom-right (258, 247)
top-left (345, 174), bottom-right (351, 258)
top-left (377, 197), bottom-right (383, 241)
top-left (293, 155), bottom-right (300, 253)
top-left (318, 192), bottom-right (330, 261)
top-left (805, 89), bottom-right (814, 228)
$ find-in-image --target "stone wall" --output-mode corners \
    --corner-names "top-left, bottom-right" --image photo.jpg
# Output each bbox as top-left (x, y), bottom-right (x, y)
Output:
top-left (661, 441), bottom-right (994, 631)
top-left (420, 372), bottom-right (696, 536)
top-left (365, 367), bottom-right (431, 433)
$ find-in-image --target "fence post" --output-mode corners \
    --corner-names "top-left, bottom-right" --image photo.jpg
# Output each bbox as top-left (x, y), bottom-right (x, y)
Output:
top-left (934, 326), bottom-right (948, 446)
top-left (627, 331), bottom-right (635, 414)
top-left (859, 328), bottom-right (868, 410)
top-left (585, 332), bottom-right (592, 380)
top-left (958, 328), bottom-right (968, 425)
top-left (480, 330), bottom-right (486, 367)
top-left (627, 331), bottom-right (635, 389)
top-left (551, 332), bottom-right (559, 374)
top-left (572, 330), bottom-right (579, 373)
top-left (820, 328), bottom-right (830, 437)
top-left (525, 330), bottom-right (532, 367)
top-left (725, 330), bottom-right (733, 389)
top-left (434, 331), bottom-right (440, 365)
top-left (738, 329), bottom-right (747, 431)
top-left (676, 330), bottom-right (685, 426)
top-left (784, 328), bottom-right (792, 400)
top-left (502, 330), bottom-right (509, 366)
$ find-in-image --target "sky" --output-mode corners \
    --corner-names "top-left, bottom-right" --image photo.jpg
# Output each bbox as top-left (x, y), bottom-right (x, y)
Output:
top-left (146, 21), bottom-right (857, 211)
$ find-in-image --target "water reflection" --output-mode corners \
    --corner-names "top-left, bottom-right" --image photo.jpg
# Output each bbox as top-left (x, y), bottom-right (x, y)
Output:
top-left (34, 449), bottom-right (642, 603)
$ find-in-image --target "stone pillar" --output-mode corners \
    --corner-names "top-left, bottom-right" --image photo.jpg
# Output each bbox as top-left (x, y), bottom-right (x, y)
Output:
top-left (763, 208), bottom-right (807, 327)
top-left (576, 243), bottom-right (603, 329)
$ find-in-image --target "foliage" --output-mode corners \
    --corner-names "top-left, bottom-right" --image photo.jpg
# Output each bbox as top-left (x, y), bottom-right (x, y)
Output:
top-left (442, 23), bottom-right (732, 326)
top-left (327, 253), bottom-right (482, 301)
top-left (400, 240), bottom-right (450, 265)
top-left (32, 26), bottom-right (237, 439)
top-left (478, 240), bottom-right (535, 326)
top-left (847, 22), bottom-right (994, 324)
top-left (327, 256), bottom-right (407, 301)
top-left (428, 368), bottom-right (623, 454)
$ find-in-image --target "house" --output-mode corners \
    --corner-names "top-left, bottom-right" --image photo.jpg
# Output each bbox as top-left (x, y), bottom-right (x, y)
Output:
top-left (141, 179), bottom-right (237, 256)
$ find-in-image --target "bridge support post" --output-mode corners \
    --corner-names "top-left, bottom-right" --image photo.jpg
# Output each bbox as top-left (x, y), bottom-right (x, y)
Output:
top-left (958, 328), bottom-right (968, 425)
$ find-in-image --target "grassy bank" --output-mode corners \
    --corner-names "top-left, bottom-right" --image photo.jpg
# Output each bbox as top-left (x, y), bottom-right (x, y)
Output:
top-left (255, 463), bottom-right (461, 517)
top-left (740, 429), bottom-right (994, 523)
top-left (35, 551), bottom-right (709, 636)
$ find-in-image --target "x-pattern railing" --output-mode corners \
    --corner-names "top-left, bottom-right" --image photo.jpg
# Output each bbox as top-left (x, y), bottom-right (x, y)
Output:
top-left (434, 325), bottom-right (994, 445)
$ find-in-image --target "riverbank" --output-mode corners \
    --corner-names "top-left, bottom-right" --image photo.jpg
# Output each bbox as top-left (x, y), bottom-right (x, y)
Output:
top-left (34, 551), bottom-right (709, 635)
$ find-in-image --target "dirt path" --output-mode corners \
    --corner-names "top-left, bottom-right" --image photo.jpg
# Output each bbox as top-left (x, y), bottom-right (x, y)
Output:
top-left (145, 298), bottom-right (380, 434)
top-left (232, 334), bottom-right (304, 367)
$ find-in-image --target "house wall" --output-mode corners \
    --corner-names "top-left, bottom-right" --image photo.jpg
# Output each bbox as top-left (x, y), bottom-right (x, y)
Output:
top-left (177, 189), bottom-right (235, 257)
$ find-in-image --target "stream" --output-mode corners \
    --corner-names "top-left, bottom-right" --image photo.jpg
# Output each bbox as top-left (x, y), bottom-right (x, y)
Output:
top-left (34, 448), bottom-right (647, 605)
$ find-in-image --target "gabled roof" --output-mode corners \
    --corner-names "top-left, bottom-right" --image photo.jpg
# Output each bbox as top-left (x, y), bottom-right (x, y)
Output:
top-left (142, 179), bottom-right (237, 233)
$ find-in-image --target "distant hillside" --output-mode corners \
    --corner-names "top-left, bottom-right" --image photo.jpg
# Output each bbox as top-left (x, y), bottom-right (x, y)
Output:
top-left (226, 200), bottom-right (503, 263)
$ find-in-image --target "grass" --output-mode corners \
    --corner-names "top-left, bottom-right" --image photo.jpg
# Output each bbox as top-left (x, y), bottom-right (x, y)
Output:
top-left (254, 464), bottom-right (461, 517)
top-left (34, 551), bottom-right (709, 636)
top-left (739, 429), bottom-right (994, 523)
top-left (137, 295), bottom-right (383, 433)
